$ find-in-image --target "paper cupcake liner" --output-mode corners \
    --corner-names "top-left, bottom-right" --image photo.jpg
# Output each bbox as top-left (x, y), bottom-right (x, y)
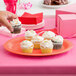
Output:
top-left (41, 48), bottom-right (53, 54)
top-left (33, 42), bottom-right (40, 49)
top-left (53, 42), bottom-right (63, 49)
top-left (12, 25), bottom-right (21, 34)
top-left (25, 36), bottom-right (33, 41)
top-left (22, 48), bottom-right (33, 53)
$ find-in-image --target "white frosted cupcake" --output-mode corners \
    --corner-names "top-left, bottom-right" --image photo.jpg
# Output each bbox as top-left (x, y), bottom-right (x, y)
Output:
top-left (40, 40), bottom-right (53, 54)
top-left (25, 30), bottom-right (37, 41)
top-left (10, 19), bottom-right (21, 33)
top-left (42, 31), bottom-right (55, 40)
top-left (20, 40), bottom-right (34, 53)
top-left (31, 35), bottom-right (44, 49)
top-left (51, 35), bottom-right (63, 49)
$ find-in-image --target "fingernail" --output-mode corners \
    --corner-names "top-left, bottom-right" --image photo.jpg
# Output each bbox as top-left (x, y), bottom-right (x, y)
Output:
top-left (11, 28), bottom-right (14, 32)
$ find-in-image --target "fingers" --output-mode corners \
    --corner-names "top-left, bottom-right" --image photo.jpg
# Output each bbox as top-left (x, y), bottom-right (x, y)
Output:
top-left (12, 14), bottom-right (18, 19)
top-left (0, 11), bottom-right (18, 32)
top-left (8, 13), bottom-right (18, 21)
top-left (1, 17), bottom-right (13, 32)
top-left (9, 11), bottom-right (18, 19)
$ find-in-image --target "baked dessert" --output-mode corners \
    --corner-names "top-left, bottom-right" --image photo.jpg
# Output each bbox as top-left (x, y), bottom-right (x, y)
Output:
top-left (20, 40), bottom-right (34, 53)
top-left (42, 31), bottom-right (55, 40)
top-left (31, 35), bottom-right (44, 49)
top-left (10, 19), bottom-right (21, 34)
top-left (43, 0), bottom-right (68, 5)
top-left (25, 30), bottom-right (37, 41)
top-left (51, 35), bottom-right (63, 49)
top-left (40, 40), bottom-right (53, 53)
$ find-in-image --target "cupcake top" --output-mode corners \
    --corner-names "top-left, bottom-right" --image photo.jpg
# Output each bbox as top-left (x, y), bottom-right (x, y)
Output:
top-left (42, 31), bottom-right (55, 39)
top-left (40, 40), bottom-right (53, 49)
top-left (25, 30), bottom-right (37, 37)
top-left (31, 35), bottom-right (44, 43)
top-left (20, 40), bottom-right (34, 48)
top-left (10, 19), bottom-right (21, 26)
top-left (52, 35), bottom-right (63, 43)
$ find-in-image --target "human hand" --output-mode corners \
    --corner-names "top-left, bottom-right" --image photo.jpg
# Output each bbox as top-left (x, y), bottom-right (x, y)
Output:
top-left (0, 11), bottom-right (18, 32)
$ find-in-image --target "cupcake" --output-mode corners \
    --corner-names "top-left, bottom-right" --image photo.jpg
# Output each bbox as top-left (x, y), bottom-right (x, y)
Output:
top-left (42, 31), bottom-right (55, 40)
top-left (40, 40), bottom-right (53, 54)
top-left (25, 30), bottom-right (37, 41)
top-left (10, 19), bottom-right (21, 34)
top-left (31, 35), bottom-right (44, 49)
top-left (51, 35), bottom-right (63, 49)
top-left (20, 40), bottom-right (34, 53)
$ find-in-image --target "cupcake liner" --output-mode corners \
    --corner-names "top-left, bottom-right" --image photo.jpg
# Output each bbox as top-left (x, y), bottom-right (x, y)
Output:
top-left (53, 42), bottom-right (63, 49)
top-left (25, 36), bottom-right (33, 41)
top-left (22, 48), bottom-right (33, 53)
top-left (12, 25), bottom-right (21, 34)
top-left (41, 48), bottom-right (53, 54)
top-left (33, 42), bottom-right (40, 49)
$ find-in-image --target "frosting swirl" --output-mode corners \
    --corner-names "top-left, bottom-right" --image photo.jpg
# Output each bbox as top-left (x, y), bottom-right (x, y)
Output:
top-left (52, 35), bottom-right (63, 43)
top-left (10, 19), bottom-right (21, 26)
top-left (25, 30), bottom-right (36, 37)
top-left (40, 40), bottom-right (53, 48)
top-left (42, 31), bottom-right (55, 39)
top-left (31, 35), bottom-right (44, 43)
top-left (20, 40), bottom-right (34, 48)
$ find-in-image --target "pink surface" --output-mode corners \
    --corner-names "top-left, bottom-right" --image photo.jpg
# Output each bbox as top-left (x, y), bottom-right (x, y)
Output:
top-left (0, 74), bottom-right (76, 76)
top-left (0, 16), bottom-right (76, 74)
top-left (57, 14), bottom-right (76, 38)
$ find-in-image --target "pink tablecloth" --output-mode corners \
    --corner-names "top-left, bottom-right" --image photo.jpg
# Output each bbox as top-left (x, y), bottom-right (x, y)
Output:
top-left (0, 16), bottom-right (76, 74)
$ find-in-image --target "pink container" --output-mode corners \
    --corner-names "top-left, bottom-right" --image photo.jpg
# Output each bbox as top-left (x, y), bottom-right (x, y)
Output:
top-left (57, 14), bottom-right (76, 38)
top-left (4, 0), bottom-right (18, 14)
top-left (56, 3), bottom-right (76, 27)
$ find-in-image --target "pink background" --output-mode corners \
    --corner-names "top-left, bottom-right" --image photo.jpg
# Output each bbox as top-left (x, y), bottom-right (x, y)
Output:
top-left (0, 16), bottom-right (76, 75)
